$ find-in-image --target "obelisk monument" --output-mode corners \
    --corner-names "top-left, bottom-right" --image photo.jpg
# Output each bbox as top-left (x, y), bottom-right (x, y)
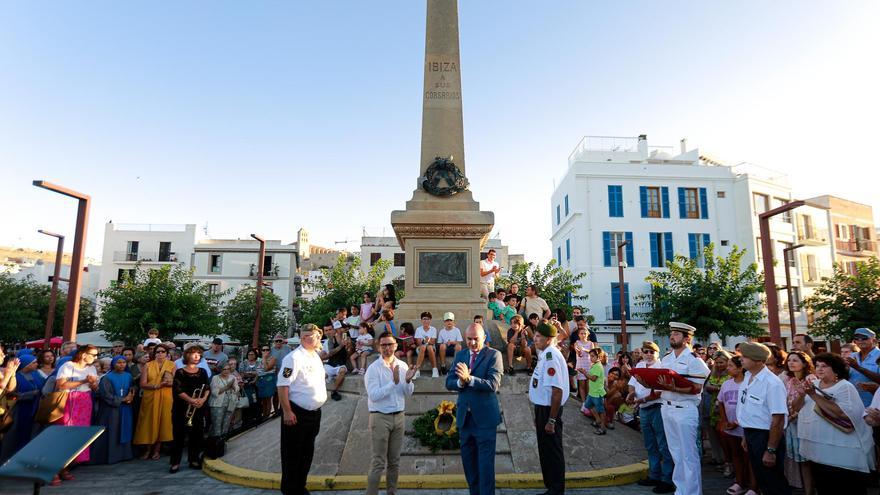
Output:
top-left (391, 0), bottom-right (494, 321)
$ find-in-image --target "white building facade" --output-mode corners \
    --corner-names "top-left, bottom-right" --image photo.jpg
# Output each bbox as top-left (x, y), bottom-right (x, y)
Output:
top-left (551, 135), bottom-right (834, 352)
top-left (97, 223), bottom-right (196, 294)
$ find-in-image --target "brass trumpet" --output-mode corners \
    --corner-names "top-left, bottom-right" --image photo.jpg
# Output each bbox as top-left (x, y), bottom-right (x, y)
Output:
top-left (186, 384), bottom-right (206, 427)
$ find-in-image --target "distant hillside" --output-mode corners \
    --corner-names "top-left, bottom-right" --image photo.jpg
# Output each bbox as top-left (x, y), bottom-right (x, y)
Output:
top-left (1, 246), bottom-right (74, 265)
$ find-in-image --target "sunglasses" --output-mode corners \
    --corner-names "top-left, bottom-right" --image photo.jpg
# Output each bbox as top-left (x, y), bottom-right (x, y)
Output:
top-left (262, 348), bottom-right (270, 352)
top-left (155, 350), bottom-right (167, 354)
top-left (854, 335), bottom-right (870, 340)
top-left (642, 349), bottom-right (656, 354)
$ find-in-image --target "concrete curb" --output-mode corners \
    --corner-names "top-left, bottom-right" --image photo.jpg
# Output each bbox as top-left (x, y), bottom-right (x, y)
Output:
top-left (203, 458), bottom-right (649, 491)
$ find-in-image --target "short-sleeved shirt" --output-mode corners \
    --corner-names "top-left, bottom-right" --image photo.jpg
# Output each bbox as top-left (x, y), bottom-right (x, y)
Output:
top-left (56, 362), bottom-right (98, 392)
top-left (270, 345), bottom-right (290, 364)
top-left (628, 360), bottom-right (662, 406)
top-left (718, 378), bottom-right (744, 437)
top-left (360, 303), bottom-right (374, 322)
top-left (507, 327), bottom-right (529, 344)
top-left (588, 362), bottom-right (606, 397)
top-left (276, 346), bottom-right (327, 411)
top-left (736, 366), bottom-right (788, 430)
top-left (659, 347), bottom-right (710, 404)
top-left (498, 305), bottom-right (517, 324)
top-left (523, 296), bottom-right (550, 319)
top-left (529, 346), bottom-right (569, 406)
top-left (480, 259), bottom-right (499, 284)
top-left (414, 326), bottom-right (437, 343)
top-left (437, 327), bottom-right (463, 345)
top-left (850, 347), bottom-right (880, 406)
top-left (202, 350), bottom-right (228, 371)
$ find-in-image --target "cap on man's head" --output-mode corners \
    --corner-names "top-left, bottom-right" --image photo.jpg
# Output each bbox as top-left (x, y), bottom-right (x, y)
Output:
top-left (273, 333), bottom-right (285, 341)
top-left (642, 341), bottom-right (660, 353)
top-left (212, 337), bottom-right (223, 345)
top-left (535, 322), bottom-right (557, 338)
top-left (300, 323), bottom-right (322, 336)
top-left (854, 327), bottom-right (876, 339)
top-left (112, 341), bottom-right (125, 347)
top-left (669, 321), bottom-right (696, 336)
top-left (443, 312), bottom-right (455, 321)
top-left (739, 342), bottom-right (771, 362)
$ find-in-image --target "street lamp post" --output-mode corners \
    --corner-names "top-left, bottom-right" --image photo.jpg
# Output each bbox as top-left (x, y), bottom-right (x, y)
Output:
top-left (33, 181), bottom-right (90, 343)
top-left (38, 229), bottom-right (65, 348)
top-left (617, 240), bottom-right (631, 352)
top-left (783, 243), bottom-right (805, 342)
top-left (251, 234), bottom-right (266, 350)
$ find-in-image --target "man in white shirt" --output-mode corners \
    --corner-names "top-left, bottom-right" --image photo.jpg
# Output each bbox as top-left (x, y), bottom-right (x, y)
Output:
top-left (626, 341), bottom-right (673, 493)
top-left (651, 322), bottom-right (709, 495)
top-left (479, 249), bottom-right (501, 299)
top-left (364, 331), bottom-right (415, 495)
top-left (414, 311), bottom-right (439, 378)
top-left (437, 312), bottom-right (464, 375)
top-left (529, 322), bottom-right (569, 495)
top-left (736, 342), bottom-right (790, 495)
top-left (277, 324), bottom-right (327, 495)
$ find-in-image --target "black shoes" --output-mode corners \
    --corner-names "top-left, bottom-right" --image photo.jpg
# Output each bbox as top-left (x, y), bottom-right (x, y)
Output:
top-left (506, 367), bottom-right (515, 375)
top-left (637, 478), bottom-right (659, 487)
top-left (169, 465), bottom-right (180, 474)
top-left (331, 390), bottom-right (342, 401)
top-left (652, 482), bottom-right (675, 493)
top-left (440, 366), bottom-right (447, 375)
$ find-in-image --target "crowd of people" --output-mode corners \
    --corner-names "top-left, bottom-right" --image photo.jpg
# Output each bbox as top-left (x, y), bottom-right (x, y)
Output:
top-left (1, 265), bottom-right (878, 495)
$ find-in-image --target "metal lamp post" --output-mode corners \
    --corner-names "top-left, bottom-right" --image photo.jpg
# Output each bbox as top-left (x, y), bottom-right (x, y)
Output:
top-left (783, 243), bottom-right (805, 342)
top-left (251, 234), bottom-right (266, 350)
top-left (33, 181), bottom-right (90, 343)
top-left (617, 240), bottom-right (631, 352)
top-left (37, 230), bottom-right (65, 348)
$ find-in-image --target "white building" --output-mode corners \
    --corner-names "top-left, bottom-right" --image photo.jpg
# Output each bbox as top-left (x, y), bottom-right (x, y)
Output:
top-left (359, 235), bottom-right (520, 286)
top-left (191, 238), bottom-right (299, 325)
top-left (9, 260), bottom-right (102, 302)
top-left (550, 135), bottom-right (834, 351)
top-left (97, 223), bottom-right (196, 294)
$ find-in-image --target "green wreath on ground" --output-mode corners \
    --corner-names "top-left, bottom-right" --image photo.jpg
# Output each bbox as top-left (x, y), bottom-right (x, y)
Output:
top-left (412, 400), bottom-right (460, 452)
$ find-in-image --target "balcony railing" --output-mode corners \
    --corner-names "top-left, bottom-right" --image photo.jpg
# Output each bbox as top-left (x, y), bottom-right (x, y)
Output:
top-left (113, 251), bottom-right (179, 263)
top-left (803, 268), bottom-right (833, 285)
top-left (796, 226), bottom-right (829, 245)
top-left (836, 239), bottom-right (877, 254)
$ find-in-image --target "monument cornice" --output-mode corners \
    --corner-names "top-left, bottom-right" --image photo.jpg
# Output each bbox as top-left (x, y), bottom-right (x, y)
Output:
top-left (392, 223), bottom-right (492, 240)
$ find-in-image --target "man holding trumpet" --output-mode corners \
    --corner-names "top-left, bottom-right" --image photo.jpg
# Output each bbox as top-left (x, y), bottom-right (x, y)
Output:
top-left (169, 344), bottom-right (211, 473)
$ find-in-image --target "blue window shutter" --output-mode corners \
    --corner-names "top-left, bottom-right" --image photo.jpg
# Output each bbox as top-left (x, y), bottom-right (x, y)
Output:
top-left (678, 187), bottom-right (687, 218)
top-left (688, 233), bottom-right (698, 260)
top-left (607, 186), bottom-right (615, 217)
top-left (565, 239), bottom-right (571, 261)
top-left (624, 283), bottom-right (630, 317)
top-left (556, 205), bottom-right (561, 225)
top-left (564, 195), bottom-right (569, 216)
top-left (639, 186), bottom-right (648, 218)
top-left (703, 233), bottom-right (711, 248)
top-left (664, 232), bottom-right (674, 265)
top-left (661, 187), bottom-right (670, 218)
top-left (625, 232), bottom-right (634, 266)
top-left (699, 187), bottom-right (708, 219)
top-left (650, 233), bottom-right (659, 267)
top-left (611, 283), bottom-right (620, 319)
top-left (602, 232), bottom-right (611, 267)
top-left (557, 246), bottom-right (562, 266)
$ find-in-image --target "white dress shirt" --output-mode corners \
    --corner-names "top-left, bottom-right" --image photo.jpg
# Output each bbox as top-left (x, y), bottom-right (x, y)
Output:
top-left (659, 346), bottom-right (710, 404)
top-left (364, 356), bottom-right (414, 413)
top-left (628, 360), bottom-right (662, 406)
top-left (736, 366), bottom-right (788, 430)
top-left (276, 346), bottom-right (327, 411)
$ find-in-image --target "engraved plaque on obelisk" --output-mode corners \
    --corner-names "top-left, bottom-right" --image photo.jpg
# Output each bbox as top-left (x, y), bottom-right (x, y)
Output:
top-left (391, 0), bottom-right (494, 321)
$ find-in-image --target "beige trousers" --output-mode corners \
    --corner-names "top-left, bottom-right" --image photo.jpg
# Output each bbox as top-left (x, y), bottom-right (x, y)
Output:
top-left (366, 411), bottom-right (405, 495)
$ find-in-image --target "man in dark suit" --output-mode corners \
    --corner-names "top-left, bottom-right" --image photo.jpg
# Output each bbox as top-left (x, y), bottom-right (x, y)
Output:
top-left (445, 323), bottom-right (504, 495)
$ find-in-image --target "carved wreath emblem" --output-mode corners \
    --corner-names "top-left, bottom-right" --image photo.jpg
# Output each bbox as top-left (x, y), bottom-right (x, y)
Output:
top-left (421, 156), bottom-right (469, 196)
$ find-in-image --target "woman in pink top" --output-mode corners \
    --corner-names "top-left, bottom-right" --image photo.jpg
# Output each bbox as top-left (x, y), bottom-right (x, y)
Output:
top-left (782, 351), bottom-right (816, 494)
top-left (716, 355), bottom-right (755, 495)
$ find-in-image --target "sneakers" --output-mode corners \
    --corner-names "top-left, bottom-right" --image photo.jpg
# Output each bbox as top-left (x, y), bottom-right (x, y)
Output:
top-left (652, 482), bottom-right (676, 494)
top-left (413, 370), bottom-right (420, 379)
top-left (431, 368), bottom-right (439, 378)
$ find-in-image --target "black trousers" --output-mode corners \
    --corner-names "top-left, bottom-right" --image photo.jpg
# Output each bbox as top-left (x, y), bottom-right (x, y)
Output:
top-left (534, 404), bottom-right (565, 495)
top-left (280, 402), bottom-right (321, 495)
top-left (813, 462), bottom-right (868, 495)
top-left (170, 406), bottom-right (205, 466)
top-left (743, 428), bottom-right (790, 495)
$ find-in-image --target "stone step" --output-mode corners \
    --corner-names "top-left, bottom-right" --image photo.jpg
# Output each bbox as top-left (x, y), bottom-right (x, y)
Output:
top-left (404, 414), bottom-right (507, 434)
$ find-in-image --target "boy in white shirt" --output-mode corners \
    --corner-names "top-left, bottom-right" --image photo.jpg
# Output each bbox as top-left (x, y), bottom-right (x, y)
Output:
top-left (414, 311), bottom-right (440, 378)
top-left (436, 312), bottom-right (463, 375)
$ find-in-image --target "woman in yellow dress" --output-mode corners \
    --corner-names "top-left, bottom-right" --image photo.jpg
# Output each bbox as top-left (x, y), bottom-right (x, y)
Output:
top-left (133, 345), bottom-right (175, 459)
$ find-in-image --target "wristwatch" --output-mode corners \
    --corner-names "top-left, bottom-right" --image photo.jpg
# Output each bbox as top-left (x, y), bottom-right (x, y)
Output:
top-left (548, 418), bottom-right (557, 425)
top-left (766, 447), bottom-right (777, 454)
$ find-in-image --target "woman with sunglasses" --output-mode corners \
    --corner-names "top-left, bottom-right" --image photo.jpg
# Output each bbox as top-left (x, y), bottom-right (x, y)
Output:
top-left (51, 345), bottom-right (100, 485)
top-left (133, 344), bottom-right (175, 461)
top-left (258, 346), bottom-right (277, 417)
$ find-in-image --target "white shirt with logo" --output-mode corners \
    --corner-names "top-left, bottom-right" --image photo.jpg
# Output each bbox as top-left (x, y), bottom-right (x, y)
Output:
top-left (276, 346), bottom-right (327, 411)
top-left (529, 345), bottom-right (569, 407)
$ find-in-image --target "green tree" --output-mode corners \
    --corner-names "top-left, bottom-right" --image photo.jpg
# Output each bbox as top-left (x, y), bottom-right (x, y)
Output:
top-left (98, 265), bottom-right (223, 345)
top-left (0, 273), bottom-right (96, 344)
top-left (221, 285), bottom-right (289, 347)
top-left (297, 254), bottom-right (391, 326)
top-left (638, 244), bottom-right (764, 341)
top-left (802, 257), bottom-right (880, 341)
top-left (495, 261), bottom-right (589, 320)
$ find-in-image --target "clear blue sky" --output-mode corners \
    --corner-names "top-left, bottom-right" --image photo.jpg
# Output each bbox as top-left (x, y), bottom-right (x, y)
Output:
top-left (2, 1), bottom-right (878, 262)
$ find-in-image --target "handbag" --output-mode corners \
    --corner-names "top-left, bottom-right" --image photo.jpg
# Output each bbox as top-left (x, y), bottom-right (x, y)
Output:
top-left (236, 389), bottom-right (250, 409)
top-left (810, 381), bottom-right (855, 434)
top-left (35, 391), bottom-right (67, 425)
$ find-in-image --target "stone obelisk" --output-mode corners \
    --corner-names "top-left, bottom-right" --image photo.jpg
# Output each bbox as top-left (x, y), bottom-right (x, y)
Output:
top-left (391, 0), bottom-right (494, 321)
